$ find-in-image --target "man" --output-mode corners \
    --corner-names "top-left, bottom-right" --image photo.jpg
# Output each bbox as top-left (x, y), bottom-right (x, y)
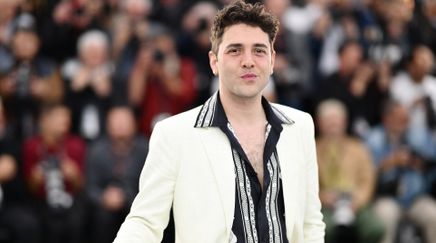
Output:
top-left (86, 106), bottom-right (148, 243)
top-left (113, 1), bottom-right (325, 243)
top-left (0, 97), bottom-right (40, 243)
top-left (389, 45), bottom-right (436, 148)
top-left (61, 29), bottom-right (113, 141)
top-left (365, 100), bottom-right (436, 243)
top-left (128, 30), bottom-right (198, 138)
top-left (0, 13), bottom-right (63, 141)
top-left (315, 99), bottom-right (383, 243)
top-left (22, 104), bottom-right (86, 243)
top-left (316, 39), bottom-right (388, 137)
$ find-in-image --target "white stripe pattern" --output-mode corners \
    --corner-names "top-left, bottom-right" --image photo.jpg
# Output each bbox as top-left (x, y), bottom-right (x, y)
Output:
top-left (229, 123), bottom-right (284, 243)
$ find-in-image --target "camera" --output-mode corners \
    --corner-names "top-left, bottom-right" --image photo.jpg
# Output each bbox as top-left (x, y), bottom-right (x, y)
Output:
top-left (153, 49), bottom-right (165, 63)
top-left (15, 63), bottom-right (32, 97)
top-left (332, 192), bottom-right (355, 226)
top-left (0, 185), bottom-right (3, 209)
top-left (196, 18), bottom-right (209, 34)
top-left (42, 155), bottom-right (73, 210)
top-left (368, 44), bottom-right (402, 65)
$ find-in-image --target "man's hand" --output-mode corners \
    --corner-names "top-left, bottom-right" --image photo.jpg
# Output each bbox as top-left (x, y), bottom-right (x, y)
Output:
top-left (102, 185), bottom-right (126, 211)
top-left (0, 155), bottom-right (17, 182)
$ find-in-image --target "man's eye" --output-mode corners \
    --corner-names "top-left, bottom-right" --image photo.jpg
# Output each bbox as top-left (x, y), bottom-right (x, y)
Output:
top-left (228, 49), bottom-right (239, 54)
top-left (255, 48), bottom-right (266, 54)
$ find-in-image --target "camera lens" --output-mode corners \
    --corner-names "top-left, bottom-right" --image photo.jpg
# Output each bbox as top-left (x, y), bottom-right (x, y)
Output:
top-left (153, 49), bottom-right (165, 63)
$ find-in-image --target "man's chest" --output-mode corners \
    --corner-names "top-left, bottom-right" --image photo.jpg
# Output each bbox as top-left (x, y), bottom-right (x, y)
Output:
top-left (234, 128), bottom-right (266, 174)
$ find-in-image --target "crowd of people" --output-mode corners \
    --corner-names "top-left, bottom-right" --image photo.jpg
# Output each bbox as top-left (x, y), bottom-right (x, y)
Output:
top-left (1, 0), bottom-right (436, 242)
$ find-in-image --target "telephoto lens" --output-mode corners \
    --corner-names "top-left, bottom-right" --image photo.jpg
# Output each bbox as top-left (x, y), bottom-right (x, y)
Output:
top-left (43, 156), bottom-right (73, 210)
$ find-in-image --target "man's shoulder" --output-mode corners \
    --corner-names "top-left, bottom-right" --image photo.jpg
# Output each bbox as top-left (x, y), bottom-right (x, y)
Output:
top-left (392, 71), bottom-right (412, 85)
top-left (364, 126), bottom-right (387, 148)
top-left (424, 75), bottom-right (436, 87)
top-left (270, 103), bottom-right (313, 124)
top-left (89, 138), bottom-right (110, 152)
top-left (154, 106), bottom-right (202, 130)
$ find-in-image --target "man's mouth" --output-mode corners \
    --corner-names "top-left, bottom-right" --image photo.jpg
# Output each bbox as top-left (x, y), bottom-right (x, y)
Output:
top-left (241, 73), bottom-right (257, 79)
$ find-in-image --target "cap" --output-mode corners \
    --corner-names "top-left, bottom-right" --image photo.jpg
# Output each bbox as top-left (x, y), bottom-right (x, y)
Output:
top-left (13, 13), bottom-right (37, 34)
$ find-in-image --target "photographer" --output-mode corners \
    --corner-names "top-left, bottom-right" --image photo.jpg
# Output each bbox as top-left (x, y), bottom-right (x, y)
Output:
top-left (85, 106), bottom-right (148, 243)
top-left (178, 2), bottom-right (218, 105)
top-left (0, 98), bottom-right (39, 243)
top-left (22, 104), bottom-right (86, 243)
top-left (315, 99), bottom-right (384, 243)
top-left (0, 13), bottom-right (63, 141)
top-left (315, 40), bottom-right (390, 138)
top-left (62, 30), bottom-right (113, 141)
top-left (390, 45), bottom-right (436, 154)
top-left (365, 100), bottom-right (436, 243)
top-left (128, 30), bottom-right (197, 137)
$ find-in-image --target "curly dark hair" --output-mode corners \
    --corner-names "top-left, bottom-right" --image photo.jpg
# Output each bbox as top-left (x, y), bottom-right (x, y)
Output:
top-left (210, 0), bottom-right (279, 54)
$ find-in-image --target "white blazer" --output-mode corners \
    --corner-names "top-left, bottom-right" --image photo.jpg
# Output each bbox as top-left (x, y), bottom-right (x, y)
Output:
top-left (113, 103), bottom-right (325, 243)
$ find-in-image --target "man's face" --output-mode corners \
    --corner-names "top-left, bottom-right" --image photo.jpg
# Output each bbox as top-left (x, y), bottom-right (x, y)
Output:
top-left (412, 47), bottom-right (434, 77)
top-left (264, 0), bottom-right (289, 17)
top-left (107, 108), bottom-right (136, 141)
top-left (384, 105), bottom-right (409, 136)
top-left (209, 23), bottom-right (275, 100)
top-left (41, 107), bottom-right (71, 139)
top-left (317, 107), bottom-right (347, 138)
top-left (340, 43), bottom-right (363, 74)
top-left (12, 31), bottom-right (39, 60)
top-left (80, 41), bottom-right (108, 67)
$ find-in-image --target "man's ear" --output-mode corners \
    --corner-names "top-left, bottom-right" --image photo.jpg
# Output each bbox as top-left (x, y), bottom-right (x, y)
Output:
top-left (209, 51), bottom-right (218, 76)
top-left (270, 50), bottom-right (276, 75)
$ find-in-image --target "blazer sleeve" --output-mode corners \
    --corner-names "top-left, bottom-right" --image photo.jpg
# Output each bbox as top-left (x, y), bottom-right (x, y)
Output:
top-left (302, 113), bottom-right (326, 242)
top-left (113, 121), bottom-right (179, 243)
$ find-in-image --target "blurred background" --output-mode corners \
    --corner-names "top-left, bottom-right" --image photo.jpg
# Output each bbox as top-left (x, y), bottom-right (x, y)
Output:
top-left (1, 0), bottom-right (436, 243)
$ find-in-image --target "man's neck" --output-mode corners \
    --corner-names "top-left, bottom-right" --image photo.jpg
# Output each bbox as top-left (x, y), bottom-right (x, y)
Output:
top-left (325, 134), bottom-right (345, 142)
top-left (408, 66), bottom-right (425, 83)
top-left (42, 134), bottom-right (61, 147)
top-left (386, 130), bottom-right (403, 146)
top-left (219, 91), bottom-right (266, 126)
top-left (111, 138), bottom-right (133, 155)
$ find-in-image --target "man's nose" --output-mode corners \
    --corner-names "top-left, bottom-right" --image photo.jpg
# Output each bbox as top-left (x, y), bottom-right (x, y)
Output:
top-left (241, 52), bottom-right (255, 68)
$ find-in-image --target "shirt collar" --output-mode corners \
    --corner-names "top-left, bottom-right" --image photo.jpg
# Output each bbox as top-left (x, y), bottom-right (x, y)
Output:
top-left (194, 92), bottom-right (294, 129)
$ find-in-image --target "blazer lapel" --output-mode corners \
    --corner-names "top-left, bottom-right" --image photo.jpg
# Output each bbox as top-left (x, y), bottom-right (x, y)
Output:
top-left (198, 127), bottom-right (236, 234)
top-left (277, 124), bottom-right (303, 238)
